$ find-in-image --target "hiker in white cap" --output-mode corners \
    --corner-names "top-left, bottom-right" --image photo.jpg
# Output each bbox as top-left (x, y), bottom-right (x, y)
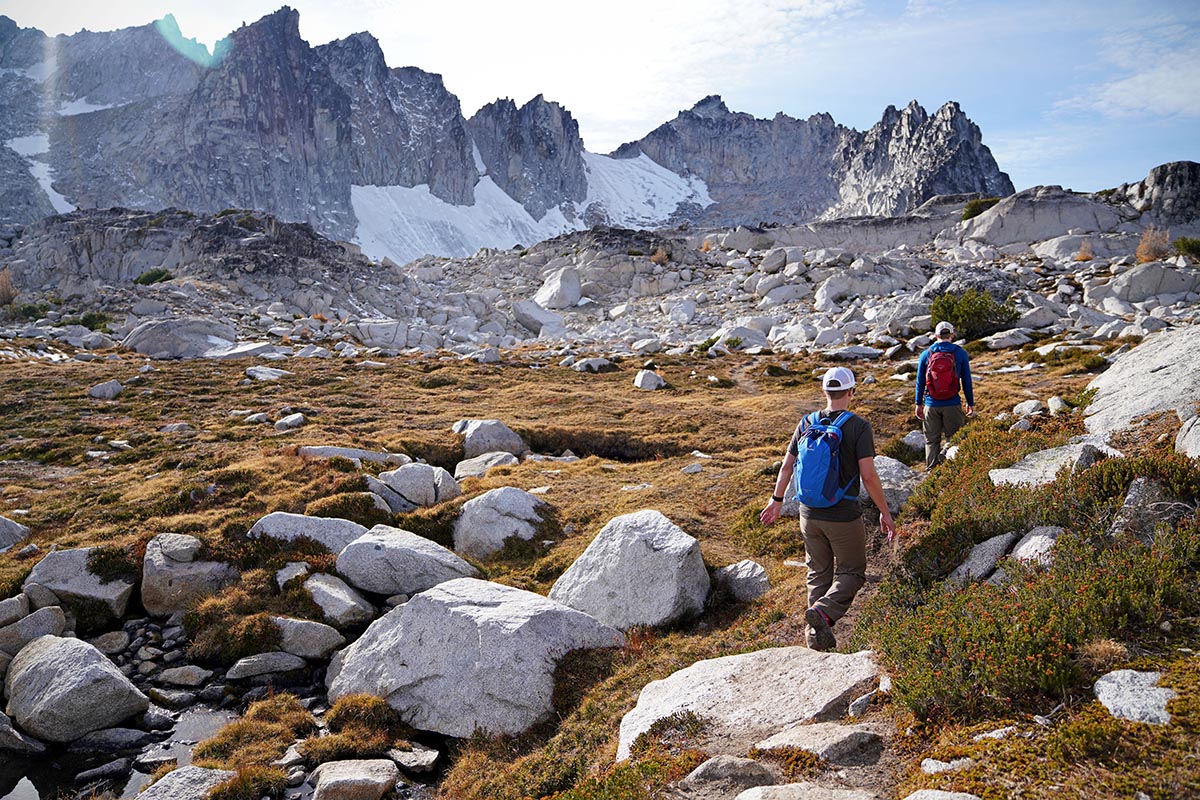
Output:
top-left (759, 366), bottom-right (895, 652)
top-left (915, 320), bottom-right (975, 469)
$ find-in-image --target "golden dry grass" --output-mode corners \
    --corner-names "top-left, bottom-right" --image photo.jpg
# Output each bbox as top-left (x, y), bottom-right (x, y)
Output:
top-left (0, 336), bottom-right (1118, 798)
top-left (1136, 225), bottom-right (1171, 263)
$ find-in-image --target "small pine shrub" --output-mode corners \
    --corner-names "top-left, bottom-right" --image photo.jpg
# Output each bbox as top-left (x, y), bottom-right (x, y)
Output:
top-left (12, 302), bottom-right (45, 320)
top-left (86, 545), bottom-right (140, 584)
top-left (929, 288), bottom-right (1019, 340)
top-left (1173, 236), bottom-right (1200, 258)
top-left (626, 249), bottom-right (645, 257)
top-left (0, 267), bottom-right (16, 306)
top-left (962, 197), bottom-right (1001, 220)
top-left (1136, 225), bottom-right (1171, 263)
top-left (649, 246), bottom-right (670, 266)
top-left (79, 311), bottom-right (112, 331)
top-left (135, 268), bottom-right (173, 285)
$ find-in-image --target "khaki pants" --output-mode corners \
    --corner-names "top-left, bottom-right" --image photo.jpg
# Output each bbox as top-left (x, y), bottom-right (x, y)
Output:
top-left (799, 516), bottom-right (867, 625)
top-left (923, 404), bottom-right (965, 469)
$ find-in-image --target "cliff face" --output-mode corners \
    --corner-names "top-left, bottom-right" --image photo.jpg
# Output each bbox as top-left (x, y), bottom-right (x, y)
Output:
top-left (316, 33), bottom-right (477, 204)
top-left (46, 7), bottom-right (358, 238)
top-left (467, 95), bottom-right (588, 218)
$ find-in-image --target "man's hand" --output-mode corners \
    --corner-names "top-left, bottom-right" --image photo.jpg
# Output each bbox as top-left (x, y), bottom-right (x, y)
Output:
top-left (881, 513), bottom-right (897, 543)
top-left (914, 404), bottom-right (924, 421)
top-left (759, 500), bottom-right (782, 526)
top-left (965, 404), bottom-right (975, 417)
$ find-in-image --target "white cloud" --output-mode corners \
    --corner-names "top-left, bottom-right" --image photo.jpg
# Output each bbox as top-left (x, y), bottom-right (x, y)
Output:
top-left (1055, 15), bottom-right (1200, 120)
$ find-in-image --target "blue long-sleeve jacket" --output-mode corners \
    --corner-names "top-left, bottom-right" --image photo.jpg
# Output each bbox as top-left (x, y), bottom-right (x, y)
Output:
top-left (915, 341), bottom-right (974, 407)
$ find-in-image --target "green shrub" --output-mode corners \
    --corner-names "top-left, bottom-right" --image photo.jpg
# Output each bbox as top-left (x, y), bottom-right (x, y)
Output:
top-left (87, 544), bottom-right (140, 583)
top-left (929, 288), bottom-right (1019, 340)
top-left (134, 268), bottom-right (173, 285)
top-left (962, 197), bottom-right (1001, 220)
top-left (305, 492), bottom-right (392, 527)
top-left (1174, 236), bottom-right (1200, 258)
top-left (881, 434), bottom-right (924, 467)
top-left (11, 302), bottom-right (46, 320)
top-left (855, 521), bottom-right (1200, 721)
top-left (79, 311), bottom-right (112, 331)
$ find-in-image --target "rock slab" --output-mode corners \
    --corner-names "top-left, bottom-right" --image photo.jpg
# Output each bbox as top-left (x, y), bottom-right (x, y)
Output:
top-left (617, 647), bottom-right (879, 760)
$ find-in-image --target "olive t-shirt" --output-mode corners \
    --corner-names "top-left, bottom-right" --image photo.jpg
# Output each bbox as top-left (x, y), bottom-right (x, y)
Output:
top-left (787, 410), bottom-right (875, 522)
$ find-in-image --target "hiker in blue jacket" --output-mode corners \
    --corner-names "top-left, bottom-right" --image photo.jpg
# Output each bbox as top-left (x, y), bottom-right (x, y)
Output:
top-left (915, 320), bottom-right (975, 470)
top-left (760, 366), bottom-right (895, 652)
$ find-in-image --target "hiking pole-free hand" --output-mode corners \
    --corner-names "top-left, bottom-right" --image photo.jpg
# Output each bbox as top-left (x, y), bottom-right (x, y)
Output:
top-left (882, 515), bottom-right (897, 543)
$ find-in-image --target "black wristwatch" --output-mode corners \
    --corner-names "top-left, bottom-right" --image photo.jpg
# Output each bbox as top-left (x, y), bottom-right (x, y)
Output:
top-left (771, 494), bottom-right (785, 503)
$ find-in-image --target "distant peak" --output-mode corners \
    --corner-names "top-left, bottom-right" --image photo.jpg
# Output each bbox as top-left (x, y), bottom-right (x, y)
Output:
top-left (689, 95), bottom-right (730, 119)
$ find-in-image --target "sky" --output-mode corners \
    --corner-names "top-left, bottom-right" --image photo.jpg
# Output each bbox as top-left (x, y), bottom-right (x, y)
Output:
top-left (2, 0), bottom-right (1197, 193)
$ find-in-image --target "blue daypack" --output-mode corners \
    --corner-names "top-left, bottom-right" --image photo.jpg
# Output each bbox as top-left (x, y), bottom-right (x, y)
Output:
top-left (789, 411), bottom-right (858, 508)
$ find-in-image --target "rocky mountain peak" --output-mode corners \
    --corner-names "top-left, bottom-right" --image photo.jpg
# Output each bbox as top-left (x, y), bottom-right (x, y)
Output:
top-left (467, 94), bottom-right (587, 219)
top-left (689, 94), bottom-right (732, 119)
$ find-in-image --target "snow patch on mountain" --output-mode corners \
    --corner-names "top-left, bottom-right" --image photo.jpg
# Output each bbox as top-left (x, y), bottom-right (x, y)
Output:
top-left (56, 99), bottom-right (121, 116)
top-left (353, 177), bottom-right (571, 264)
top-left (5, 133), bottom-right (77, 214)
top-left (353, 152), bottom-right (712, 265)
top-left (580, 152), bottom-right (712, 228)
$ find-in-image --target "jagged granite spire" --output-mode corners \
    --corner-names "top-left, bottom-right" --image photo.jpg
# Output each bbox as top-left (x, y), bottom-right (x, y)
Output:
top-left (467, 94), bottom-right (587, 219)
top-left (317, 33), bottom-right (477, 204)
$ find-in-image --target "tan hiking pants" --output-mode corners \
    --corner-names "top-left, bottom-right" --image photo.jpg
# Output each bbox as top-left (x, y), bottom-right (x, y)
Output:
top-left (923, 404), bottom-right (965, 469)
top-left (799, 515), bottom-right (867, 625)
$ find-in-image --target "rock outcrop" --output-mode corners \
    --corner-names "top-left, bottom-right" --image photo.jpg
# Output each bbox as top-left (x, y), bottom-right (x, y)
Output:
top-left (327, 578), bottom-right (623, 737)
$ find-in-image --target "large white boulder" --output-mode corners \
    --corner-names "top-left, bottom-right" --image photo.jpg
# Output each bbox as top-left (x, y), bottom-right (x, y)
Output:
top-left (549, 510), bottom-right (710, 631)
top-left (865, 456), bottom-right (921, 515)
top-left (533, 267), bottom-right (582, 309)
top-left (248, 512), bottom-right (368, 554)
top-left (452, 488), bottom-right (551, 560)
top-left (1085, 326), bottom-right (1200, 447)
top-left (23, 547), bottom-right (135, 620)
top-left (312, 759), bottom-right (399, 800)
top-left (736, 785), bottom-right (878, 800)
top-left (305, 574), bottom-right (376, 629)
top-left (377, 463), bottom-right (462, 508)
top-left (617, 647), bottom-right (880, 760)
top-left (0, 606), bottom-right (67, 656)
top-left (271, 616), bottom-right (347, 659)
top-left (337, 526), bottom-right (477, 596)
top-left (136, 766), bottom-right (235, 800)
top-left (453, 451), bottom-right (519, 480)
top-left (141, 533), bottom-right (238, 617)
top-left (0, 515), bottom-right (29, 552)
top-left (512, 300), bottom-right (565, 337)
top-left (4, 635), bottom-right (149, 742)
top-left (453, 419), bottom-right (528, 459)
top-left (714, 560), bottom-right (770, 603)
top-left (327, 578), bottom-right (623, 737)
top-left (122, 317), bottom-right (238, 359)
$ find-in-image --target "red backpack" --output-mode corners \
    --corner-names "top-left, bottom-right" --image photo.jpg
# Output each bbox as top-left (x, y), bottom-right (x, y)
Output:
top-left (926, 350), bottom-right (960, 401)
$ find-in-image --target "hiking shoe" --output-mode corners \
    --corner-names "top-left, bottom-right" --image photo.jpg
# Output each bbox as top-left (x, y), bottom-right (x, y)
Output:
top-left (804, 625), bottom-right (819, 649)
top-left (804, 607), bottom-right (836, 652)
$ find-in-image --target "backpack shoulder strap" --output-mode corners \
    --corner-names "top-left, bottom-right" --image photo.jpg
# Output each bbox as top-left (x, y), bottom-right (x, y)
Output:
top-left (800, 411), bottom-right (821, 432)
top-left (831, 411), bottom-right (855, 429)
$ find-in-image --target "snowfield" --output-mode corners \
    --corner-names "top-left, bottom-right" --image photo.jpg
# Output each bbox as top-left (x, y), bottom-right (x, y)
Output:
top-left (352, 151), bottom-right (713, 265)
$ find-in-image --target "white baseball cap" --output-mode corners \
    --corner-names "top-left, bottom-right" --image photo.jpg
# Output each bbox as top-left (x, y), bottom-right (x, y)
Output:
top-left (935, 320), bottom-right (956, 336)
top-left (821, 366), bottom-right (856, 390)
